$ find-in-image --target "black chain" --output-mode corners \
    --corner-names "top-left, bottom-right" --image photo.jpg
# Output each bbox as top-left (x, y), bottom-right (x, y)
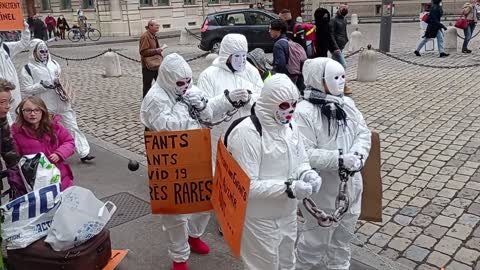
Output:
top-left (456, 29), bottom-right (480, 40)
top-left (116, 51), bottom-right (141, 63)
top-left (374, 49), bottom-right (480, 69)
top-left (184, 28), bottom-right (202, 41)
top-left (344, 48), bottom-right (364, 59)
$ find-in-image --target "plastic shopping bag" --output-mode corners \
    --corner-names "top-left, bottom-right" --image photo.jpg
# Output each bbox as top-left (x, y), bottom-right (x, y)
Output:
top-left (1, 183), bottom-right (61, 249)
top-left (18, 153), bottom-right (61, 193)
top-left (45, 186), bottom-right (117, 251)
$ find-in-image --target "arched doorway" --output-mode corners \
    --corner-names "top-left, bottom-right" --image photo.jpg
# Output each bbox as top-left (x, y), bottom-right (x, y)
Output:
top-left (273, 0), bottom-right (302, 19)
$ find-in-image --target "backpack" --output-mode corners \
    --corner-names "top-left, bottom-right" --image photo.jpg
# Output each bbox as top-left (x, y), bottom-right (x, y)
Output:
top-left (294, 23), bottom-right (317, 57)
top-left (280, 38), bottom-right (307, 76)
top-left (421, 12), bottom-right (429, 22)
top-left (3, 43), bottom-right (10, 57)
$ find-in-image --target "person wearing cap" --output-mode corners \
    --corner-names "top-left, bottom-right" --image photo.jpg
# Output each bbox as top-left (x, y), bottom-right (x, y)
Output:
top-left (247, 48), bottom-right (275, 82)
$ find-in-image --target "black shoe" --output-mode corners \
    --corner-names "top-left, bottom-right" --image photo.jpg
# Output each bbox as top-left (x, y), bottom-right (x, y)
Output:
top-left (80, 154), bottom-right (95, 162)
top-left (462, 49), bottom-right (472, 53)
top-left (439, 53), bottom-right (450, 57)
top-left (414, 50), bottom-right (421, 56)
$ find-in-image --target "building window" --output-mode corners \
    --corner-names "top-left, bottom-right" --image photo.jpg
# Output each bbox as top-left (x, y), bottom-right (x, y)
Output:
top-left (82, 0), bottom-right (94, 9)
top-left (158, 0), bottom-right (169, 6)
top-left (61, 0), bottom-right (71, 9)
top-left (375, 5), bottom-right (381, 15)
top-left (41, 0), bottom-right (51, 10)
top-left (140, 0), bottom-right (152, 6)
top-left (209, 0), bottom-right (219, 4)
top-left (230, 0), bottom-right (250, 3)
top-left (184, 0), bottom-right (194, 4)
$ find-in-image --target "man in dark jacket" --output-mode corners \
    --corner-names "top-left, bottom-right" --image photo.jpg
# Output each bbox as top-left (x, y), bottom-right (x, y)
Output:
top-left (279, 9), bottom-right (307, 51)
top-left (270, 19), bottom-right (289, 75)
top-left (32, 15), bottom-right (47, 40)
top-left (330, 5), bottom-right (349, 68)
top-left (414, 0), bottom-right (449, 57)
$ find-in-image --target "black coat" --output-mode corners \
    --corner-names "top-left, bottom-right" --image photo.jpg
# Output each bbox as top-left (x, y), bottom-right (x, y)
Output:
top-left (424, 4), bottom-right (446, 38)
top-left (330, 14), bottom-right (349, 50)
top-left (314, 8), bottom-right (338, 57)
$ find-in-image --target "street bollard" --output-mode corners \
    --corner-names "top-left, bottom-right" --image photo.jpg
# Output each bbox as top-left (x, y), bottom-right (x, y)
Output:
top-left (357, 45), bottom-right (377, 82)
top-left (103, 51), bottom-right (122, 77)
top-left (444, 26), bottom-right (457, 52)
top-left (351, 14), bottom-right (359, 25)
top-left (349, 28), bottom-right (362, 52)
top-left (180, 29), bottom-right (189, 45)
top-left (206, 53), bottom-right (218, 63)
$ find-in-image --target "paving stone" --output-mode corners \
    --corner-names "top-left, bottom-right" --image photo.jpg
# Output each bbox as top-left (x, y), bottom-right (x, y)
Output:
top-left (434, 236), bottom-right (463, 255)
top-left (448, 261), bottom-right (474, 270)
top-left (394, 214), bottom-right (412, 226)
top-left (427, 251), bottom-right (451, 267)
top-left (383, 207), bottom-right (398, 216)
top-left (422, 204), bottom-right (445, 217)
top-left (427, 181), bottom-right (445, 190)
top-left (466, 237), bottom-right (480, 251)
top-left (437, 188), bottom-right (458, 199)
top-left (446, 224), bottom-right (473, 240)
top-left (397, 226), bottom-right (423, 240)
top-left (418, 189), bottom-right (439, 199)
top-left (414, 234), bottom-right (437, 249)
top-left (399, 206), bottom-right (421, 217)
top-left (395, 257), bottom-right (418, 270)
top-left (450, 198), bottom-right (473, 209)
top-left (379, 248), bottom-right (399, 261)
top-left (458, 189), bottom-right (480, 200)
top-left (432, 174), bottom-right (451, 183)
top-left (424, 224), bottom-right (449, 239)
top-left (441, 206), bottom-right (465, 218)
top-left (396, 195), bottom-right (411, 202)
top-left (404, 245), bottom-right (429, 262)
top-left (352, 233), bottom-right (369, 246)
top-left (454, 247), bottom-right (480, 265)
top-left (466, 181), bottom-right (480, 191)
top-left (432, 197), bottom-right (451, 207)
top-left (383, 190), bottom-right (399, 200)
top-left (468, 203), bottom-right (480, 216)
top-left (368, 233), bottom-right (391, 247)
top-left (416, 265), bottom-right (438, 270)
top-left (411, 180), bottom-right (429, 188)
top-left (453, 174), bottom-right (471, 183)
top-left (389, 200), bottom-right (407, 209)
top-left (390, 182), bottom-right (408, 191)
top-left (388, 237), bottom-right (412, 252)
top-left (458, 213), bottom-right (480, 227)
top-left (445, 180), bottom-right (465, 190)
top-left (409, 197), bottom-right (430, 208)
top-left (412, 214), bottom-right (433, 228)
top-left (357, 223), bottom-right (380, 236)
top-left (458, 166), bottom-right (477, 176)
top-left (474, 226), bottom-right (480, 237)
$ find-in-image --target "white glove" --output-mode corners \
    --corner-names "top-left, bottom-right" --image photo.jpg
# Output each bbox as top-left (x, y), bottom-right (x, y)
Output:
top-left (185, 89), bottom-right (206, 110)
top-left (302, 171), bottom-right (322, 193)
top-left (228, 89), bottom-right (249, 103)
top-left (292, 181), bottom-right (312, 199)
top-left (343, 153), bottom-right (362, 171)
top-left (24, 21), bottom-right (30, 30)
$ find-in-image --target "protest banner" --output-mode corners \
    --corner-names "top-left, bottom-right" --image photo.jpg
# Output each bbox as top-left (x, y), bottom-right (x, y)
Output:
top-left (145, 129), bottom-right (213, 214)
top-left (0, 0), bottom-right (23, 31)
top-left (211, 140), bottom-right (250, 258)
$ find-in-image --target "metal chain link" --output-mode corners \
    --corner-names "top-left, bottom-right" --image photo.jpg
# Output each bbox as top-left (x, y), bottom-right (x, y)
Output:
top-left (184, 28), bottom-right (202, 41)
top-left (116, 51), bottom-right (141, 63)
top-left (457, 29), bottom-right (480, 40)
top-left (344, 48), bottom-right (364, 59)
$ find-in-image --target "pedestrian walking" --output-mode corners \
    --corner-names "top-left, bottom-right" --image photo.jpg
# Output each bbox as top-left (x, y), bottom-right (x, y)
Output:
top-left (462, 0), bottom-right (478, 53)
top-left (0, 21), bottom-right (30, 122)
top-left (12, 96), bottom-right (75, 191)
top-left (414, 0), bottom-right (449, 57)
top-left (224, 73), bottom-right (321, 270)
top-left (330, 4), bottom-right (349, 68)
top-left (139, 19), bottom-right (163, 98)
top-left (279, 9), bottom-right (307, 50)
top-left (31, 15), bottom-right (46, 41)
top-left (57, 15), bottom-right (70, 40)
top-left (140, 53), bottom-right (212, 270)
top-left (45, 13), bottom-right (56, 39)
top-left (20, 39), bottom-right (95, 163)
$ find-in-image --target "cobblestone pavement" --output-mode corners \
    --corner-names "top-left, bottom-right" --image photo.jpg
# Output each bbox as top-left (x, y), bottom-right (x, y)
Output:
top-left (11, 23), bottom-right (480, 269)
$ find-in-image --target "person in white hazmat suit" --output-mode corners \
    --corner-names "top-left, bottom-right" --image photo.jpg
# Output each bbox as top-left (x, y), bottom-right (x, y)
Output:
top-left (195, 33), bottom-right (263, 166)
top-left (225, 74), bottom-right (322, 270)
top-left (294, 58), bottom-right (371, 270)
top-left (0, 21), bottom-right (31, 122)
top-left (20, 39), bottom-right (95, 162)
top-left (140, 53), bottom-right (212, 270)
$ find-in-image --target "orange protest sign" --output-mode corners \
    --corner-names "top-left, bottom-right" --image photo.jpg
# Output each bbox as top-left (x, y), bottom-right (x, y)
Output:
top-left (103, 250), bottom-right (128, 270)
top-left (0, 0), bottom-right (23, 31)
top-left (145, 129), bottom-right (213, 214)
top-left (211, 140), bottom-right (250, 258)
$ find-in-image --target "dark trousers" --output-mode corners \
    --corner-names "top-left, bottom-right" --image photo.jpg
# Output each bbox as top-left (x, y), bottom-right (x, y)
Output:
top-left (142, 68), bottom-right (158, 98)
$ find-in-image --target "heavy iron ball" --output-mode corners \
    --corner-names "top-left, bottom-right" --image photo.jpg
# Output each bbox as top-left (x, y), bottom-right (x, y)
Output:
top-left (128, 160), bottom-right (139, 171)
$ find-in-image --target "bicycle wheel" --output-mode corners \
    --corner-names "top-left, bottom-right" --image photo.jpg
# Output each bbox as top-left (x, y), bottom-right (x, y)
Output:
top-left (88, 28), bottom-right (101, 41)
top-left (67, 29), bottom-right (81, 42)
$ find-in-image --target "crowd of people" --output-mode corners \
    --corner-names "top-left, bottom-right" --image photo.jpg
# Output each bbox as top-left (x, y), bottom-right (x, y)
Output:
top-left (26, 13), bottom-right (71, 41)
top-left (140, 5), bottom-right (371, 269)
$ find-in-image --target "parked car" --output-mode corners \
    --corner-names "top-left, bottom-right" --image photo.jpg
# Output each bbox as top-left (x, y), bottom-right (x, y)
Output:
top-left (199, 9), bottom-right (279, 53)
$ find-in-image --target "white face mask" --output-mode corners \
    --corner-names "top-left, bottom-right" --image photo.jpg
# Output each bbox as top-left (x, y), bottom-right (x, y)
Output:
top-left (230, 51), bottom-right (247, 72)
top-left (36, 43), bottom-right (49, 63)
top-left (274, 100), bottom-right (297, 125)
top-left (324, 61), bottom-right (346, 96)
top-left (175, 78), bottom-right (192, 96)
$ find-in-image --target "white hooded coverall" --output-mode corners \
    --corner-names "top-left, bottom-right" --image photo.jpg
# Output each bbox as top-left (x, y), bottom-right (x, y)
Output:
top-left (140, 53), bottom-right (211, 263)
top-left (20, 39), bottom-right (91, 158)
top-left (295, 58), bottom-right (371, 270)
top-left (226, 74), bottom-right (318, 270)
top-left (197, 34), bottom-right (263, 166)
top-left (0, 24), bottom-right (30, 122)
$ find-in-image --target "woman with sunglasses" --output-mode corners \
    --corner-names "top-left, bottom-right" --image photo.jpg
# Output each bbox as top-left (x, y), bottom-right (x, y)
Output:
top-left (20, 39), bottom-right (95, 163)
top-left (11, 96), bottom-right (75, 191)
top-left (294, 58), bottom-right (371, 270)
top-left (140, 53), bottom-right (212, 270)
top-left (224, 74), bottom-right (321, 270)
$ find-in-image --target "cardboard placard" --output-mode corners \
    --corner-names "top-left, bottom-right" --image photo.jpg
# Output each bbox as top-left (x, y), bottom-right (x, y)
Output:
top-left (145, 129), bottom-right (213, 214)
top-left (0, 0), bottom-right (23, 31)
top-left (359, 131), bottom-right (383, 222)
top-left (211, 140), bottom-right (250, 258)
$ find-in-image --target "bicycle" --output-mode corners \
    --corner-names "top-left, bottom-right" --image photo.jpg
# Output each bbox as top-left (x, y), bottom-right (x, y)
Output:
top-left (67, 24), bottom-right (101, 42)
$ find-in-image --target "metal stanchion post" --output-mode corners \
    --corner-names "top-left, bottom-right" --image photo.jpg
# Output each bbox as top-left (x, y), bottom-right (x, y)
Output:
top-left (379, 0), bottom-right (394, 52)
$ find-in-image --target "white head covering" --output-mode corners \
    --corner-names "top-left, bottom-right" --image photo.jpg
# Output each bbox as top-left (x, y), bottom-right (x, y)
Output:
top-left (156, 53), bottom-right (192, 98)
top-left (218, 34), bottom-right (248, 67)
top-left (303, 57), bottom-right (345, 96)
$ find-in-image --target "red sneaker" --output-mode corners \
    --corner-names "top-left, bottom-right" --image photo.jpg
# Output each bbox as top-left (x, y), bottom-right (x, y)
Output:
top-left (173, 261), bottom-right (188, 270)
top-left (188, 237), bottom-right (210, 254)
